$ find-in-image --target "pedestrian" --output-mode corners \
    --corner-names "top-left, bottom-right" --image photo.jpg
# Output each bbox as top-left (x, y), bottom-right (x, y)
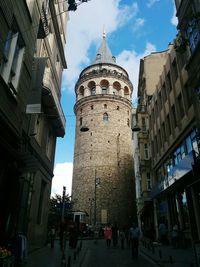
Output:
top-left (69, 224), bottom-right (78, 249)
top-left (119, 228), bottom-right (126, 249)
top-left (171, 224), bottom-right (178, 249)
top-left (50, 227), bottom-right (55, 248)
top-left (112, 223), bottom-right (119, 247)
top-left (104, 223), bottom-right (112, 247)
top-left (129, 222), bottom-right (140, 259)
top-left (158, 221), bottom-right (168, 245)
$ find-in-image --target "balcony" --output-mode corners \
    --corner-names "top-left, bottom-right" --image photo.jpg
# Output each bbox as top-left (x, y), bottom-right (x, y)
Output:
top-left (42, 70), bottom-right (66, 137)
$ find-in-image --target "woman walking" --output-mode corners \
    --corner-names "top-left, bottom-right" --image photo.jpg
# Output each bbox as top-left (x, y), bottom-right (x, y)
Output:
top-left (104, 223), bottom-right (112, 247)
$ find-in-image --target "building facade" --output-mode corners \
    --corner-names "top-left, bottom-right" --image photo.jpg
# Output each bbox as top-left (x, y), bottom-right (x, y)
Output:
top-left (134, 51), bottom-right (169, 237)
top-left (0, 0), bottom-right (67, 251)
top-left (136, 36), bottom-right (200, 246)
top-left (72, 34), bottom-right (136, 228)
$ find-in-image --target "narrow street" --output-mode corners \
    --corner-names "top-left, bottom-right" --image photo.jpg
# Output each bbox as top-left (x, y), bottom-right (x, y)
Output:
top-left (80, 239), bottom-right (155, 267)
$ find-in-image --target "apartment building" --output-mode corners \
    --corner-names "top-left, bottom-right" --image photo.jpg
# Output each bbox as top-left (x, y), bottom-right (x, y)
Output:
top-left (173, 0), bottom-right (200, 243)
top-left (136, 38), bottom-right (200, 245)
top-left (0, 0), bottom-right (67, 250)
top-left (134, 51), bottom-right (168, 237)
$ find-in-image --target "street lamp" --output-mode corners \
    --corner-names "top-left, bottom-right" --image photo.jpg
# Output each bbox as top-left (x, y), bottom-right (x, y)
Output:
top-left (94, 170), bottom-right (100, 228)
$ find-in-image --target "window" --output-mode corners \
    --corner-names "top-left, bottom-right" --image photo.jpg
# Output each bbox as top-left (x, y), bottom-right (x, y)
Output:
top-left (0, 24), bottom-right (25, 95)
top-left (158, 129), bottom-right (162, 148)
top-left (80, 117), bottom-right (82, 126)
top-left (184, 83), bottom-right (192, 108)
top-left (144, 144), bottom-right (149, 160)
top-left (104, 104), bottom-right (107, 109)
top-left (158, 91), bottom-right (162, 110)
top-left (166, 72), bottom-right (172, 92)
top-left (103, 113), bottom-right (108, 122)
top-left (172, 59), bottom-right (178, 81)
top-left (46, 130), bottom-right (53, 159)
top-left (91, 105), bottom-right (93, 110)
top-left (167, 114), bottom-right (171, 135)
top-left (37, 180), bottom-right (46, 224)
top-left (172, 105), bottom-right (177, 127)
top-left (177, 93), bottom-right (184, 118)
top-left (91, 87), bottom-right (96, 95)
top-left (142, 118), bottom-right (146, 131)
top-left (162, 82), bottom-right (167, 102)
top-left (102, 87), bottom-right (107, 94)
top-left (127, 119), bottom-right (130, 127)
top-left (147, 173), bottom-right (151, 190)
top-left (186, 18), bottom-right (200, 53)
top-left (162, 122), bottom-right (166, 142)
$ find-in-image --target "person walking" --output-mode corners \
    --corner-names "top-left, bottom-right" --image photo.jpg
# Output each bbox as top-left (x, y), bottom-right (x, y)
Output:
top-left (171, 224), bottom-right (178, 249)
top-left (50, 227), bottom-right (56, 248)
top-left (119, 228), bottom-right (126, 249)
top-left (112, 223), bottom-right (119, 247)
top-left (129, 223), bottom-right (140, 259)
top-left (104, 223), bottom-right (112, 247)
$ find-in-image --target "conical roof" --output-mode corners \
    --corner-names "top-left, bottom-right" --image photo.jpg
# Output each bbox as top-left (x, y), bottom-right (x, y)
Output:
top-left (92, 32), bottom-right (116, 65)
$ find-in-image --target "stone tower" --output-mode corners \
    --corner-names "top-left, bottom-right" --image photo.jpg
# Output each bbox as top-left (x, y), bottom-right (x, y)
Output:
top-left (71, 34), bottom-right (136, 228)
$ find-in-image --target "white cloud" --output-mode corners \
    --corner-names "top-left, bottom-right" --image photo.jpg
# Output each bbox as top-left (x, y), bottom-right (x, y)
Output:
top-left (62, 0), bottom-right (139, 92)
top-left (171, 3), bottom-right (178, 26)
top-left (133, 18), bottom-right (145, 32)
top-left (51, 162), bottom-right (73, 197)
top-left (116, 42), bottom-right (156, 103)
top-left (147, 0), bottom-right (160, 8)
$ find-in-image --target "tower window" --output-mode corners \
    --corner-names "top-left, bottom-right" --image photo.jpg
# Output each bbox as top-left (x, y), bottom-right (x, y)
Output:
top-left (127, 119), bottom-right (130, 127)
top-left (91, 105), bottom-right (93, 110)
top-left (91, 87), bottom-right (96, 95)
top-left (102, 87), bottom-right (107, 94)
top-left (103, 113), bottom-right (108, 122)
top-left (80, 117), bottom-right (82, 126)
top-left (117, 106), bottom-right (119, 110)
top-left (104, 104), bottom-right (107, 109)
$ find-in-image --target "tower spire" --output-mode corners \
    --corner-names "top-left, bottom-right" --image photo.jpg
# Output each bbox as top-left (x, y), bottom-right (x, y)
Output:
top-left (92, 31), bottom-right (116, 65)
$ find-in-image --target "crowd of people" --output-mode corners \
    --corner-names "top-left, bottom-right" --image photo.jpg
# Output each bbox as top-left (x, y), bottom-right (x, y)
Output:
top-left (103, 222), bottom-right (140, 259)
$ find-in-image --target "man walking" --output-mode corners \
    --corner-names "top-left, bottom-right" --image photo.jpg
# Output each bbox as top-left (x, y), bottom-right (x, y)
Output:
top-left (129, 222), bottom-right (140, 259)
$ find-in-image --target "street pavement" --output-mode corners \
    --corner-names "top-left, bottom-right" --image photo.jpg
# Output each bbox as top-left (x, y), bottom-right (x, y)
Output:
top-left (26, 238), bottom-right (196, 267)
top-left (26, 239), bottom-right (155, 267)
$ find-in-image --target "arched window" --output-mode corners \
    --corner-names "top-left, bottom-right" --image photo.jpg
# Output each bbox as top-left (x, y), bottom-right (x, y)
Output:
top-left (100, 79), bottom-right (109, 95)
top-left (80, 117), bottom-right (82, 126)
top-left (88, 81), bottom-right (96, 96)
top-left (79, 86), bottom-right (84, 96)
top-left (124, 86), bottom-right (129, 95)
top-left (91, 87), bottom-right (96, 95)
top-left (113, 81), bottom-right (121, 95)
top-left (103, 113), bottom-right (108, 122)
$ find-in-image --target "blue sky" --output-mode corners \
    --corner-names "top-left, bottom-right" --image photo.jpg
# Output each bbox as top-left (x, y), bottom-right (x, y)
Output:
top-left (51, 0), bottom-right (178, 196)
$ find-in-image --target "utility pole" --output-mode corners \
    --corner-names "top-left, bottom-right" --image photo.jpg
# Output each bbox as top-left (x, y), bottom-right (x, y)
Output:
top-left (62, 186), bottom-right (66, 223)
